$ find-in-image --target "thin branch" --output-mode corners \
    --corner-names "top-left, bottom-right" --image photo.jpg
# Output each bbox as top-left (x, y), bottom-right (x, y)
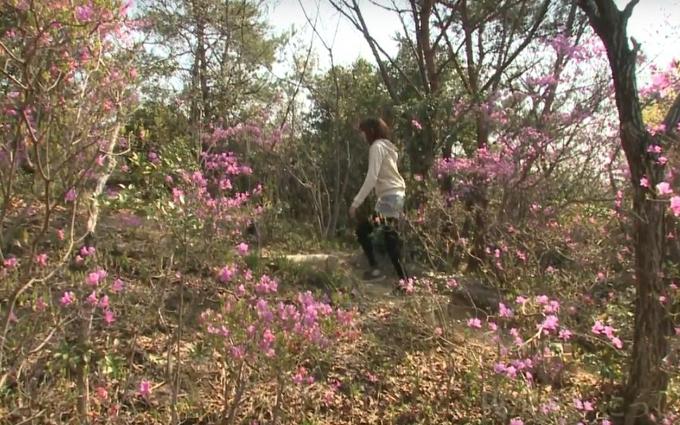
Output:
top-left (622, 0), bottom-right (640, 21)
top-left (480, 0), bottom-right (552, 93)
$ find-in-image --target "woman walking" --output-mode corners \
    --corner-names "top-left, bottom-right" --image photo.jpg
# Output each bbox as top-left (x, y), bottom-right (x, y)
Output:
top-left (349, 117), bottom-right (408, 283)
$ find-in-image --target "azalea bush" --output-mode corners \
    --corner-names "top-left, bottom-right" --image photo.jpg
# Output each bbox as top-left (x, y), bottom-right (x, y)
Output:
top-left (110, 112), bottom-right (357, 422)
top-left (200, 268), bottom-right (357, 423)
top-left (0, 0), bottom-right (139, 421)
top-left (393, 29), bottom-right (680, 423)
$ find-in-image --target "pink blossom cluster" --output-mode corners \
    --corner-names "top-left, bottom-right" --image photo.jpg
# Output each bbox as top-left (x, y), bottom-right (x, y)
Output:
top-left (543, 33), bottom-right (588, 61)
top-left (591, 320), bottom-right (623, 349)
top-left (208, 121), bottom-right (287, 151)
top-left (170, 159), bottom-right (259, 226)
top-left (435, 146), bottom-right (514, 183)
top-left (202, 151), bottom-right (253, 176)
top-left (640, 60), bottom-right (679, 98)
top-left (201, 264), bottom-right (357, 383)
top-left (58, 265), bottom-right (124, 326)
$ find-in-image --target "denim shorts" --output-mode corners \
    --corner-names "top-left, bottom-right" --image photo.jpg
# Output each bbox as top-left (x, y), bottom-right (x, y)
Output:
top-left (375, 194), bottom-right (405, 218)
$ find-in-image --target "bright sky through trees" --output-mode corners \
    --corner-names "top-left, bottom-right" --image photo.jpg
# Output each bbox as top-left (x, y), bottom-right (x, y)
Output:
top-left (269, 0), bottom-right (679, 73)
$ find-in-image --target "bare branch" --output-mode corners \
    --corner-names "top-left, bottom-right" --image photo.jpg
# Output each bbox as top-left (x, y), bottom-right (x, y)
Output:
top-left (327, 0), bottom-right (400, 100)
top-left (622, 0), bottom-right (640, 21)
top-left (480, 0), bottom-right (552, 93)
top-left (277, 0), bottom-right (319, 126)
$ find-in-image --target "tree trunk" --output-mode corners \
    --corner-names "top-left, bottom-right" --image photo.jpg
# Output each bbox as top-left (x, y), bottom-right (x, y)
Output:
top-left (190, 0), bottom-right (209, 128)
top-left (577, 1), bottom-right (677, 423)
top-left (624, 188), bottom-right (669, 424)
top-left (85, 122), bottom-right (121, 239)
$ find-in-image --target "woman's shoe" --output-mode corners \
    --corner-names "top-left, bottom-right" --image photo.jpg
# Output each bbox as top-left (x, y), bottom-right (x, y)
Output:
top-left (362, 268), bottom-right (385, 281)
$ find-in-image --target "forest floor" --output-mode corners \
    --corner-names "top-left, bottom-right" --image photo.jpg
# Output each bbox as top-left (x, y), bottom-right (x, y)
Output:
top-left (5, 211), bottom-right (646, 425)
top-left (89, 211), bottom-right (510, 424)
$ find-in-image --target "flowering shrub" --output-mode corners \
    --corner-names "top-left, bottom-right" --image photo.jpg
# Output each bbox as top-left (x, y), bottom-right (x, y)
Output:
top-left (200, 265), bottom-right (357, 422)
top-left (0, 0), bottom-right (138, 421)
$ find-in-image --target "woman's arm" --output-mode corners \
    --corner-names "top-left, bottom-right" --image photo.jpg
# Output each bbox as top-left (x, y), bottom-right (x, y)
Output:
top-left (351, 143), bottom-right (384, 208)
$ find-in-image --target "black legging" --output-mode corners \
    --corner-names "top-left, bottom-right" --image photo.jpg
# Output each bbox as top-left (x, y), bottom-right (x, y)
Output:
top-left (356, 215), bottom-right (407, 279)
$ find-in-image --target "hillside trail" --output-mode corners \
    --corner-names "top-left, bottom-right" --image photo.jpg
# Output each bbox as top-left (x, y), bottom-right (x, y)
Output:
top-left (272, 249), bottom-right (495, 347)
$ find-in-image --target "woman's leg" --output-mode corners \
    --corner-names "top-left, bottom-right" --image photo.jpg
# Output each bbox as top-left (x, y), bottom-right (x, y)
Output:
top-left (383, 218), bottom-right (407, 280)
top-left (356, 217), bottom-right (378, 268)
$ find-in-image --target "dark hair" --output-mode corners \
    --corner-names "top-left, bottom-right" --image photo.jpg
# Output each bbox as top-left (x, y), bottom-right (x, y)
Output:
top-left (358, 117), bottom-right (390, 143)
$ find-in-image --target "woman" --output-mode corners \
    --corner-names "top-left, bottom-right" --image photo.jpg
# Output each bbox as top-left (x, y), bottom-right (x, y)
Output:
top-left (349, 117), bottom-right (407, 282)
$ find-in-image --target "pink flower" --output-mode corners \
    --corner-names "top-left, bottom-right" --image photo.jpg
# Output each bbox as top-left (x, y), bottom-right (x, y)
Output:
top-left (147, 151), bottom-right (159, 164)
top-left (540, 400), bottom-right (559, 414)
top-left (103, 309), bottom-right (115, 325)
top-left (230, 345), bottom-right (245, 360)
top-left (493, 362), bottom-right (507, 374)
top-left (218, 265), bottom-right (237, 283)
top-left (57, 228), bottom-right (65, 240)
top-left (434, 327), bottom-right (443, 336)
top-left (510, 328), bottom-right (523, 345)
top-left (467, 318), bottom-right (482, 329)
top-left (80, 246), bottom-right (96, 257)
top-left (446, 278), bottom-right (459, 288)
top-left (172, 188), bottom-right (184, 204)
top-left (611, 336), bottom-right (623, 349)
top-left (292, 366), bottom-right (314, 385)
top-left (3, 257), bottom-right (18, 269)
top-left (219, 178), bottom-right (232, 190)
top-left (671, 196), bottom-right (680, 216)
top-left (574, 399), bottom-right (595, 411)
top-left (34, 297), bottom-right (47, 312)
top-left (99, 295), bottom-right (110, 309)
top-left (657, 182), bottom-right (673, 196)
top-left (515, 295), bottom-right (528, 305)
top-left (86, 291), bottom-right (99, 306)
top-left (236, 242), bottom-right (249, 255)
top-left (112, 278), bottom-right (125, 293)
top-left (411, 119), bottom-right (422, 130)
top-left (138, 379), bottom-right (152, 398)
top-left (640, 177), bottom-right (650, 188)
top-left (75, 5), bottom-right (94, 22)
top-left (65, 188), bottom-right (77, 202)
top-left (559, 329), bottom-right (572, 341)
top-left (544, 300), bottom-right (560, 314)
top-left (510, 418), bottom-right (524, 425)
top-left (399, 278), bottom-right (415, 294)
top-left (86, 268), bottom-right (107, 286)
top-left (60, 291), bottom-right (76, 306)
top-left (592, 320), bottom-right (605, 335)
top-left (499, 302), bottom-right (513, 318)
top-left (539, 315), bottom-right (559, 334)
top-left (35, 253), bottom-right (48, 267)
top-left (95, 386), bottom-right (108, 401)
top-left (535, 295), bottom-right (549, 305)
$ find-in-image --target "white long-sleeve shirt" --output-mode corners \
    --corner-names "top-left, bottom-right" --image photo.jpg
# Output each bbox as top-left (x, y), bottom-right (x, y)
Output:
top-left (351, 139), bottom-right (406, 209)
